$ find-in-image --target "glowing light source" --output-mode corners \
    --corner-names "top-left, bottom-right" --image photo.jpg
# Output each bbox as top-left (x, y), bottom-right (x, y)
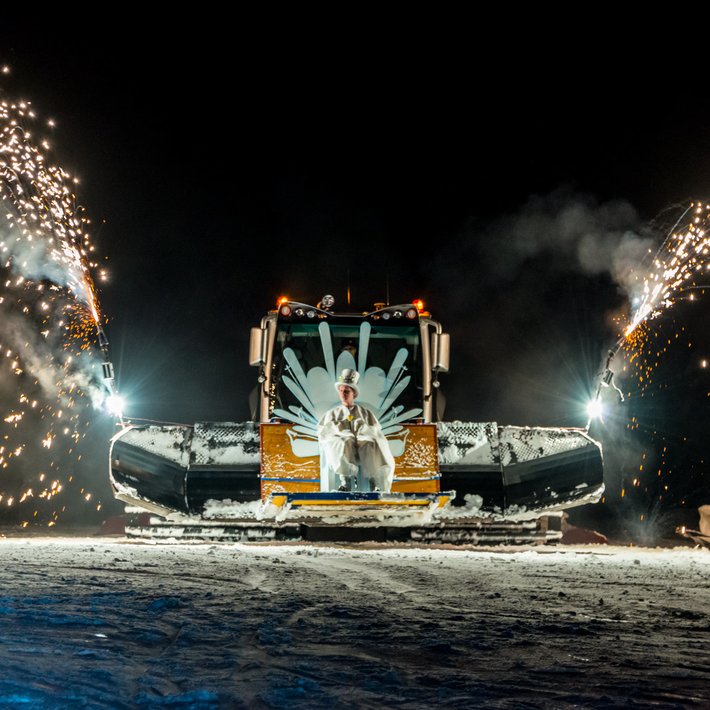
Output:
top-left (104, 393), bottom-right (126, 418)
top-left (586, 397), bottom-right (604, 420)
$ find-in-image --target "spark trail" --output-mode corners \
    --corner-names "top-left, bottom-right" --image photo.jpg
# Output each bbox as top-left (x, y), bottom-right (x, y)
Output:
top-left (624, 201), bottom-right (709, 338)
top-left (614, 200), bottom-right (709, 397)
top-left (589, 199), bottom-right (710, 417)
top-left (587, 200), bottom-right (710, 540)
top-left (0, 89), bottom-right (118, 526)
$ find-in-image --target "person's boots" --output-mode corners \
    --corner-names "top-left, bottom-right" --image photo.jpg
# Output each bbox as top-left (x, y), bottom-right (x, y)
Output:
top-left (369, 477), bottom-right (380, 492)
top-left (337, 475), bottom-right (351, 492)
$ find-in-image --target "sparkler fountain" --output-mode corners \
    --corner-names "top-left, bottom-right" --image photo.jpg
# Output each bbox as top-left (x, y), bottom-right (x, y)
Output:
top-left (582, 199), bottom-right (710, 542)
top-left (586, 200), bottom-right (710, 429)
top-left (0, 82), bottom-right (123, 524)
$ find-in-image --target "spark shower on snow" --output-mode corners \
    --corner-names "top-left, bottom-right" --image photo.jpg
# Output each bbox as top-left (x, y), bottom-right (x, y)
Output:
top-left (0, 89), bottom-right (120, 524)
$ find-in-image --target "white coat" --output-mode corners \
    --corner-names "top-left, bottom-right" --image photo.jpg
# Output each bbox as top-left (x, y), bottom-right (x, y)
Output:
top-left (317, 403), bottom-right (395, 492)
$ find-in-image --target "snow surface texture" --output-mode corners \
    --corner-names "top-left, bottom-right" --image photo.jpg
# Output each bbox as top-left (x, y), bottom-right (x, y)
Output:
top-left (190, 422), bottom-right (260, 467)
top-left (436, 421), bottom-right (598, 467)
top-left (0, 537), bottom-right (707, 709)
top-left (114, 423), bottom-right (261, 469)
top-left (115, 426), bottom-right (191, 466)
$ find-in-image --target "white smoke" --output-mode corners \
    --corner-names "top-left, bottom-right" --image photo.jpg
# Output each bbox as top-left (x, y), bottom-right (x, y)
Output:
top-left (0, 218), bottom-right (96, 311)
top-left (0, 301), bottom-right (107, 410)
top-left (479, 188), bottom-right (653, 301)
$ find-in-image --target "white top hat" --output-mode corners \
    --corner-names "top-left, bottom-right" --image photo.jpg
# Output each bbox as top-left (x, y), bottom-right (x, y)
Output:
top-left (334, 368), bottom-right (360, 397)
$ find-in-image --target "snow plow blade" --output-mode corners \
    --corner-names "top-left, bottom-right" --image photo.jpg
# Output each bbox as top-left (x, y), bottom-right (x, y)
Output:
top-left (110, 421), bottom-right (603, 519)
top-left (110, 419), bottom-right (602, 545)
top-left (437, 422), bottom-right (604, 513)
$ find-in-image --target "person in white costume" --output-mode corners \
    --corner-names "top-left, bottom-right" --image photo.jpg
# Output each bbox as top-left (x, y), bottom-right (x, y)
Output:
top-left (317, 369), bottom-right (395, 492)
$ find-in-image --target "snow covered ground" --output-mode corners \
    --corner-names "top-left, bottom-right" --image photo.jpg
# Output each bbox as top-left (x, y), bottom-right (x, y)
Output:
top-left (0, 535), bottom-right (707, 709)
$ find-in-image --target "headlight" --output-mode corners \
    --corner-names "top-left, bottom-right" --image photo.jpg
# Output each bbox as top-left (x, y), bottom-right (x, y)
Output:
top-left (586, 398), bottom-right (603, 420)
top-left (105, 393), bottom-right (126, 418)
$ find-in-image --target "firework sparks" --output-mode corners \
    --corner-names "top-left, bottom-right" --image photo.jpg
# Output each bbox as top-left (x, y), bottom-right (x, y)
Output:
top-left (588, 201), bottom-right (710, 537)
top-left (610, 201), bottom-right (710, 412)
top-left (590, 200), bottom-right (710, 411)
top-left (1, 83), bottom-right (120, 525)
top-left (624, 201), bottom-right (710, 337)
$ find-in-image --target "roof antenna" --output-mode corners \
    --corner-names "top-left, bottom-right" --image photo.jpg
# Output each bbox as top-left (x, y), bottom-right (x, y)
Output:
top-left (386, 272), bottom-right (390, 306)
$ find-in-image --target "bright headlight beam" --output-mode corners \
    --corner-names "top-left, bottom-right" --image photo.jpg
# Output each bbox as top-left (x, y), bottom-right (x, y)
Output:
top-left (105, 393), bottom-right (125, 418)
top-left (586, 397), bottom-right (603, 420)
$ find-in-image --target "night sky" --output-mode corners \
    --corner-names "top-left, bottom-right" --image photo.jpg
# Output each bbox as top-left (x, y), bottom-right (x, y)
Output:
top-left (2, 31), bottom-right (709, 533)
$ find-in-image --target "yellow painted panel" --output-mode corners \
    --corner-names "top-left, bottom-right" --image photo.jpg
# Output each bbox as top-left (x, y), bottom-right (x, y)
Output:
top-left (260, 423), bottom-right (320, 480)
top-left (391, 478), bottom-right (439, 494)
top-left (260, 422), bottom-right (441, 497)
top-left (392, 424), bottom-right (439, 487)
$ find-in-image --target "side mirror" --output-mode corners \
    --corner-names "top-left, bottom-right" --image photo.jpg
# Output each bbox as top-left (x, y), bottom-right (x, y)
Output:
top-left (431, 332), bottom-right (450, 373)
top-left (249, 327), bottom-right (265, 366)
